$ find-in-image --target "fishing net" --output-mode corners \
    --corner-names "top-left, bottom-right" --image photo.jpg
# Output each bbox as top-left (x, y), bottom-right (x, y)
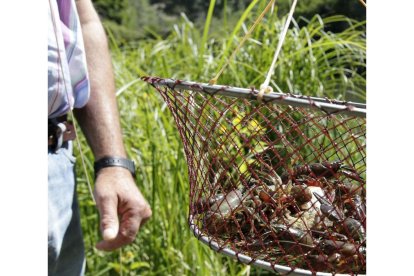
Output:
top-left (142, 76), bottom-right (366, 276)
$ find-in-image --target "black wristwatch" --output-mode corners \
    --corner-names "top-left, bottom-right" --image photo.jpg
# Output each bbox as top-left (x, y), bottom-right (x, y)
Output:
top-left (94, 156), bottom-right (136, 178)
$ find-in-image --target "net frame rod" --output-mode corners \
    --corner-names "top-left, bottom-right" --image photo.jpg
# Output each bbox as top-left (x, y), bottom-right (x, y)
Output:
top-left (145, 77), bottom-right (366, 118)
top-left (189, 216), bottom-right (362, 276)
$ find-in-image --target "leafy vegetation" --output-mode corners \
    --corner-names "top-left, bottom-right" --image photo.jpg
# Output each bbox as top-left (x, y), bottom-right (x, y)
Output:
top-left (92, 0), bottom-right (366, 42)
top-left (76, 1), bottom-right (366, 275)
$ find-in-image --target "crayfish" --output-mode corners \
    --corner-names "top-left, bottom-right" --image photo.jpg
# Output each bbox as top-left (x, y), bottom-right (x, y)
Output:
top-left (196, 159), bottom-right (366, 274)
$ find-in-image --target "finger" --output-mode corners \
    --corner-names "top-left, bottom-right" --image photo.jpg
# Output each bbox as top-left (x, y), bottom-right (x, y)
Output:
top-left (96, 195), bottom-right (119, 241)
top-left (95, 230), bottom-right (139, 251)
top-left (96, 208), bottom-right (141, 251)
top-left (138, 204), bottom-right (152, 227)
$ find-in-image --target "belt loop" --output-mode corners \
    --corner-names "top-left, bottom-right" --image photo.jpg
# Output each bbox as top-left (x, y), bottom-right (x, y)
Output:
top-left (51, 122), bottom-right (67, 152)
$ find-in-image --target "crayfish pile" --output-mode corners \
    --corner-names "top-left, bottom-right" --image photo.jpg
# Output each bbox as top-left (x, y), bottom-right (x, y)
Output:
top-left (194, 161), bottom-right (366, 274)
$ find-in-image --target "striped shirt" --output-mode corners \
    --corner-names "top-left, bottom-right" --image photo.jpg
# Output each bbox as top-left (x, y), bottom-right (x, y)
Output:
top-left (48, 0), bottom-right (90, 118)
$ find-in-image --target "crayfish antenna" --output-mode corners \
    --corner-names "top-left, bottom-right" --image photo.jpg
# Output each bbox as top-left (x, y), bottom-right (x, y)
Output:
top-left (313, 192), bottom-right (331, 205)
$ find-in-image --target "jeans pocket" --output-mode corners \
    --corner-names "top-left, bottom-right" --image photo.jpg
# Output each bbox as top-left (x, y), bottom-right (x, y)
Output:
top-left (60, 141), bottom-right (76, 164)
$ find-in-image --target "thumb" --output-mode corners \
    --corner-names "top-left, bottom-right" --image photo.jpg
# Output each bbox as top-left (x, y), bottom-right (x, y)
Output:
top-left (98, 196), bottom-right (119, 241)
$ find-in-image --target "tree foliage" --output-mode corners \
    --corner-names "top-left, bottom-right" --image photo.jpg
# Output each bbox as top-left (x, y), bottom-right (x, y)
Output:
top-left (92, 0), bottom-right (129, 24)
top-left (91, 0), bottom-right (365, 44)
top-left (149, 0), bottom-right (365, 24)
top-left (149, 0), bottom-right (251, 18)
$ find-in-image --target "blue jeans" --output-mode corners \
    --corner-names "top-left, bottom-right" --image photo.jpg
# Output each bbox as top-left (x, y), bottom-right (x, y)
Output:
top-left (48, 141), bottom-right (85, 275)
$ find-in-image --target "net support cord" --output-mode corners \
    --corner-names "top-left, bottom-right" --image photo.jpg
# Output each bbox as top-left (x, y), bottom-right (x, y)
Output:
top-left (258, 0), bottom-right (298, 102)
top-left (143, 1), bottom-right (366, 275)
top-left (209, 0), bottom-right (276, 85)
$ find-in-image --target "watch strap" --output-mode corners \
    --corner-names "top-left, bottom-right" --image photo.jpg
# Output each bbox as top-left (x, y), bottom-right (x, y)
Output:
top-left (94, 156), bottom-right (136, 178)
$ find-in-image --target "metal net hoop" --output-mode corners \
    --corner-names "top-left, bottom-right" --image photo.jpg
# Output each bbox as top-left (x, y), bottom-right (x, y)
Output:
top-left (143, 76), bottom-right (366, 276)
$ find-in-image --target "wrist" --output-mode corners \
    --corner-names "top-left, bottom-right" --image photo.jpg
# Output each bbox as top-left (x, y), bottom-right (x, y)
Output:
top-left (94, 156), bottom-right (136, 178)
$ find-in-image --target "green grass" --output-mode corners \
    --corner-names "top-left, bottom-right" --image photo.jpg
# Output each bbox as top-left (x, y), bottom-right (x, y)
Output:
top-left (74, 6), bottom-right (365, 275)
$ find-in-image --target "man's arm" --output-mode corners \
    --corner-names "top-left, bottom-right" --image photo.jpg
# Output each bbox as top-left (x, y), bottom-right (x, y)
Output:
top-left (74, 0), bottom-right (151, 251)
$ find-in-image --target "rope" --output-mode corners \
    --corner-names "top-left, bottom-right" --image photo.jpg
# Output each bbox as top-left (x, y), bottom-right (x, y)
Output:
top-left (70, 112), bottom-right (96, 204)
top-left (358, 0), bottom-right (367, 8)
top-left (49, 0), bottom-right (96, 204)
top-left (258, 0), bottom-right (298, 102)
top-left (209, 0), bottom-right (276, 85)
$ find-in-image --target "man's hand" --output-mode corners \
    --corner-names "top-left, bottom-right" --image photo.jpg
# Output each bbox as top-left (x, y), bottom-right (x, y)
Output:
top-left (93, 167), bottom-right (152, 251)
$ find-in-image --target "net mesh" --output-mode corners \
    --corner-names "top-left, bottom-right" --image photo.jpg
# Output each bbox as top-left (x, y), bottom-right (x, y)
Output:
top-left (143, 76), bottom-right (366, 275)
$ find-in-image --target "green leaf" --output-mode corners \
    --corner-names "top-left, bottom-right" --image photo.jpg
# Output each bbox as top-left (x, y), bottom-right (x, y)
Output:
top-left (130, 261), bottom-right (151, 270)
